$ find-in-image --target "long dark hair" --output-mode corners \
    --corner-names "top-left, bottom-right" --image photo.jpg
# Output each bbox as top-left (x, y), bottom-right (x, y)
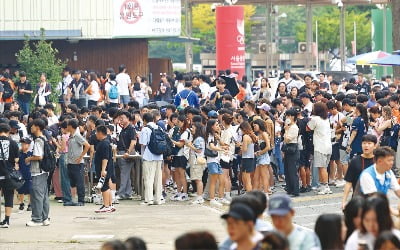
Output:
top-left (206, 119), bottom-right (218, 141)
top-left (344, 196), bottom-right (365, 242)
top-left (356, 103), bottom-right (369, 131)
top-left (275, 82), bottom-right (287, 98)
top-left (315, 214), bottom-right (344, 250)
top-left (192, 122), bottom-right (205, 140)
top-left (374, 231), bottom-right (400, 250)
top-left (252, 119), bottom-right (266, 132)
top-left (178, 115), bottom-right (190, 134)
top-left (361, 193), bottom-right (393, 234)
top-left (239, 121), bottom-right (257, 143)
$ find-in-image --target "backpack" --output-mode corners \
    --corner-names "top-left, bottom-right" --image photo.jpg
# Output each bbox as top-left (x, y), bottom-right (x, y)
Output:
top-left (2, 80), bottom-right (13, 99)
top-left (178, 91), bottom-right (193, 109)
top-left (108, 81), bottom-right (118, 99)
top-left (37, 137), bottom-right (57, 172)
top-left (146, 125), bottom-right (170, 155)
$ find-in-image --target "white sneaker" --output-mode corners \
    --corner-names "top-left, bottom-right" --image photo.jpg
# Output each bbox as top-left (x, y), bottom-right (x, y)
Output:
top-left (177, 194), bottom-right (189, 201)
top-left (140, 201), bottom-right (153, 205)
top-left (219, 198), bottom-right (231, 205)
top-left (191, 197), bottom-right (205, 205)
top-left (313, 186), bottom-right (322, 193)
top-left (203, 192), bottom-right (210, 201)
top-left (335, 180), bottom-right (345, 188)
top-left (210, 198), bottom-right (223, 208)
top-left (317, 186), bottom-right (333, 195)
top-left (170, 193), bottom-right (180, 201)
top-left (26, 220), bottom-right (43, 227)
top-left (42, 219), bottom-right (50, 226)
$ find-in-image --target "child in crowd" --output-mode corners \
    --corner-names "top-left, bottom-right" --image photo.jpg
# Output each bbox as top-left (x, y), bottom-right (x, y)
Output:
top-left (17, 137), bottom-right (32, 211)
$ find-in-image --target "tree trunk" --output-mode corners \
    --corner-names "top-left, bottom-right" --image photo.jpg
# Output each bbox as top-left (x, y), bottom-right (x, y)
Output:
top-left (392, 0), bottom-right (400, 78)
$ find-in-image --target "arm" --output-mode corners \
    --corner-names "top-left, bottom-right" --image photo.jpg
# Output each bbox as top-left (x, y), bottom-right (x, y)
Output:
top-left (376, 119), bottom-right (391, 132)
top-left (347, 130), bottom-right (357, 150)
top-left (342, 182), bottom-right (353, 210)
top-left (78, 141), bottom-right (91, 161)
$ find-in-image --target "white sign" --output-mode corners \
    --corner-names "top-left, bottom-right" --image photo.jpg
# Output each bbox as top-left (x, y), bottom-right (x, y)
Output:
top-left (113, 0), bottom-right (181, 37)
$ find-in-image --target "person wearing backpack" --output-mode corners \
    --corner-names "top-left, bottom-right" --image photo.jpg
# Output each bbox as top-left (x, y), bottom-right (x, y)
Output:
top-left (174, 81), bottom-right (199, 109)
top-left (25, 119), bottom-right (51, 227)
top-left (139, 113), bottom-right (164, 205)
top-left (1, 72), bottom-right (16, 104)
top-left (0, 123), bottom-right (20, 228)
top-left (105, 72), bottom-right (119, 109)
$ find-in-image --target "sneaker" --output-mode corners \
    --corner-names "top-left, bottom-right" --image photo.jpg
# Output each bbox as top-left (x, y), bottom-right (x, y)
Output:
top-left (203, 192), bottom-right (210, 201)
top-left (299, 187), bottom-right (308, 193)
top-left (27, 204), bottom-right (32, 211)
top-left (317, 186), bottom-right (333, 195)
top-left (42, 218), bottom-right (50, 226)
top-left (63, 201), bottom-right (77, 206)
top-left (328, 181), bottom-right (336, 186)
top-left (19, 203), bottom-right (25, 211)
top-left (110, 205), bottom-right (116, 212)
top-left (170, 193), bottom-right (181, 201)
top-left (162, 191), bottom-right (167, 199)
top-left (219, 198), bottom-right (231, 205)
top-left (306, 185), bottom-right (312, 192)
top-left (140, 201), bottom-right (153, 205)
top-left (177, 194), bottom-right (189, 201)
top-left (76, 202), bottom-right (85, 206)
top-left (95, 206), bottom-right (111, 213)
top-left (191, 197), bottom-right (205, 205)
top-left (210, 198), bottom-right (223, 208)
top-left (313, 186), bottom-right (323, 193)
top-left (57, 199), bottom-right (63, 203)
top-left (0, 220), bottom-right (9, 228)
top-left (26, 220), bottom-right (43, 227)
top-left (335, 180), bottom-right (346, 188)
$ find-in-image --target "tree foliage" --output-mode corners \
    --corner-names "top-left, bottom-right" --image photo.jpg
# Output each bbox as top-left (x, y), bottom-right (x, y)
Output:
top-left (16, 28), bottom-right (66, 104)
top-left (295, 7), bottom-right (371, 53)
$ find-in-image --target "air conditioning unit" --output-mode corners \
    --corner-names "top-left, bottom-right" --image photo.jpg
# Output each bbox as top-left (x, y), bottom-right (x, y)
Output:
top-left (258, 43), bottom-right (277, 54)
top-left (298, 42), bottom-right (307, 53)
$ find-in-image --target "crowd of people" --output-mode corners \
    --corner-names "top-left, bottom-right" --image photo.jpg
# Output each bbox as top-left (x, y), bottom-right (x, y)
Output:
top-left (1, 64), bottom-right (400, 249)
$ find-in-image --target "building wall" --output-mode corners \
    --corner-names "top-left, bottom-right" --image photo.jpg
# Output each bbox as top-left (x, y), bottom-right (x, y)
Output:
top-left (0, 39), bottom-right (149, 79)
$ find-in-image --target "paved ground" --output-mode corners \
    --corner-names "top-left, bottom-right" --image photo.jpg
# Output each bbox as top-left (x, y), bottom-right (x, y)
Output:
top-left (0, 182), bottom-right (398, 250)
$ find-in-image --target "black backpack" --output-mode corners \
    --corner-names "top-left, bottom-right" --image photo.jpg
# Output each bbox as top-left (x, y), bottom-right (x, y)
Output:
top-left (37, 137), bottom-right (57, 172)
top-left (2, 81), bottom-right (13, 99)
top-left (147, 126), bottom-right (170, 155)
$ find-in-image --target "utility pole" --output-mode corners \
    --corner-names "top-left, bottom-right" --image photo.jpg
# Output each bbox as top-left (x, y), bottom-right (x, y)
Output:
top-left (339, 5), bottom-right (346, 71)
top-left (393, 0), bottom-right (400, 78)
top-left (184, 0), bottom-right (193, 73)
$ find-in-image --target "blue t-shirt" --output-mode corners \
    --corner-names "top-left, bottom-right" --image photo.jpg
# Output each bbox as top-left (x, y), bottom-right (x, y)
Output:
top-left (351, 117), bottom-right (366, 155)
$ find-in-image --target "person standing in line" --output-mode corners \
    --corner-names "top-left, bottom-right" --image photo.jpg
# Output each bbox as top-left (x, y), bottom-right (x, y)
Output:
top-left (17, 137), bottom-right (32, 212)
top-left (16, 71), bottom-right (33, 115)
top-left (68, 70), bottom-right (88, 109)
top-left (307, 102), bottom-right (333, 195)
top-left (25, 119), bottom-right (50, 227)
top-left (94, 125), bottom-right (115, 213)
top-left (115, 110), bottom-right (137, 200)
top-left (57, 120), bottom-right (74, 206)
top-left (116, 64), bottom-right (132, 108)
top-left (139, 113), bottom-right (164, 205)
top-left (0, 123), bottom-right (20, 228)
top-left (66, 118), bottom-right (90, 206)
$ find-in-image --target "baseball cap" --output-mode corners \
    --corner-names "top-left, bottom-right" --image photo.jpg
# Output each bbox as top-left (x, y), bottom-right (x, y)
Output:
top-left (257, 103), bottom-right (270, 112)
top-left (20, 137), bottom-right (32, 144)
top-left (299, 93), bottom-right (311, 99)
top-left (268, 194), bottom-right (293, 216)
top-left (315, 90), bottom-right (324, 96)
top-left (208, 110), bottom-right (218, 119)
top-left (9, 120), bottom-right (20, 129)
top-left (221, 203), bottom-right (256, 222)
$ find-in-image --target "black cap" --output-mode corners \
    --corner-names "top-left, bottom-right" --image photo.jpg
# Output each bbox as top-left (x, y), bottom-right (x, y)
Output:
top-left (221, 203), bottom-right (256, 222)
top-left (299, 93), bottom-right (311, 100)
top-left (9, 120), bottom-right (20, 129)
top-left (315, 90), bottom-right (324, 96)
top-left (20, 137), bottom-right (32, 144)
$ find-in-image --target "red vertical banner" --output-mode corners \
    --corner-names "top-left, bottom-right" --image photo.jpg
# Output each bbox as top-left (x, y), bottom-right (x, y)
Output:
top-left (216, 6), bottom-right (245, 78)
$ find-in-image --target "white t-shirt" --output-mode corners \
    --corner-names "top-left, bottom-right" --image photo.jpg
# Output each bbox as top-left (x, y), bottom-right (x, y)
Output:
top-left (360, 164), bottom-right (400, 195)
top-left (88, 80), bottom-right (100, 101)
top-left (199, 82), bottom-right (210, 99)
top-left (329, 112), bottom-right (345, 144)
top-left (307, 116), bottom-right (332, 155)
top-left (177, 129), bottom-right (192, 159)
top-left (116, 72), bottom-right (131, 96)
top-left (345, 229), bottom-right (400, 250)
top-left (105, 81), bottom-right (119, 104)
top-left (220, 126), bottom-right (236, 162)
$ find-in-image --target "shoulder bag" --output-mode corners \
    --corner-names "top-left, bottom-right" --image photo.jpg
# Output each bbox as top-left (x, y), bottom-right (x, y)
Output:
top-left (0, 140), bottom-right (24, 190)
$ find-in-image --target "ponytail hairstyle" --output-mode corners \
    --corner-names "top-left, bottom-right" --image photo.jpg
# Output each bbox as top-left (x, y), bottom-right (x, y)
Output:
top-left (356, 103), bottom-right (369, 131)
top-left (239, 121), bottom-right (257, 143)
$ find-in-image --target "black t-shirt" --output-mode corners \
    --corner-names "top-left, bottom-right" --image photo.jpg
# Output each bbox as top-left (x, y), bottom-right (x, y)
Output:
top-left (344, 155), bottom-right (374, 190)
top-left (88, 130), bottom-right (97, 148)
top-left (94, 138), bottom-right (112, 172)
top-left (117, 124), bottom-right (137, 152)
top-left (0, 136), bottom-right (19, 176)
top-left (17, 80), bottom-right (32, 102)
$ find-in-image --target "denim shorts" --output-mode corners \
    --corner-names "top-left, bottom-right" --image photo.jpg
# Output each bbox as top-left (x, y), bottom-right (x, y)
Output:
top-left (120, 95), bottom-right (131, 105)
top-left (207, 162), bottom-right (222, 175)
top-left (256, 152), bottom-right (270, 166)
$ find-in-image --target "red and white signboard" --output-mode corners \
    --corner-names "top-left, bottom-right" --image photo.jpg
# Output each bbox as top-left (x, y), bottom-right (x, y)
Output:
top-left (216, 6), bottom-right (245, 78)
top-left (113, 0), bottom-right (181, 37)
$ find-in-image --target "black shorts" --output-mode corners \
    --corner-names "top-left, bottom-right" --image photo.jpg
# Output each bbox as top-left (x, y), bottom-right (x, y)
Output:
top-left (299, 149), bottom-right (311, 168)
top-left (220, 160), bottom-right (232, 169)
top-left (0, 179), bottom-right (14, 207)
top-left (330, 143), bottom-right (340, 161)
top-left (172, 156), bottom-right (188, 169)
top-left (241, 158), bottom-right (255, 173)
